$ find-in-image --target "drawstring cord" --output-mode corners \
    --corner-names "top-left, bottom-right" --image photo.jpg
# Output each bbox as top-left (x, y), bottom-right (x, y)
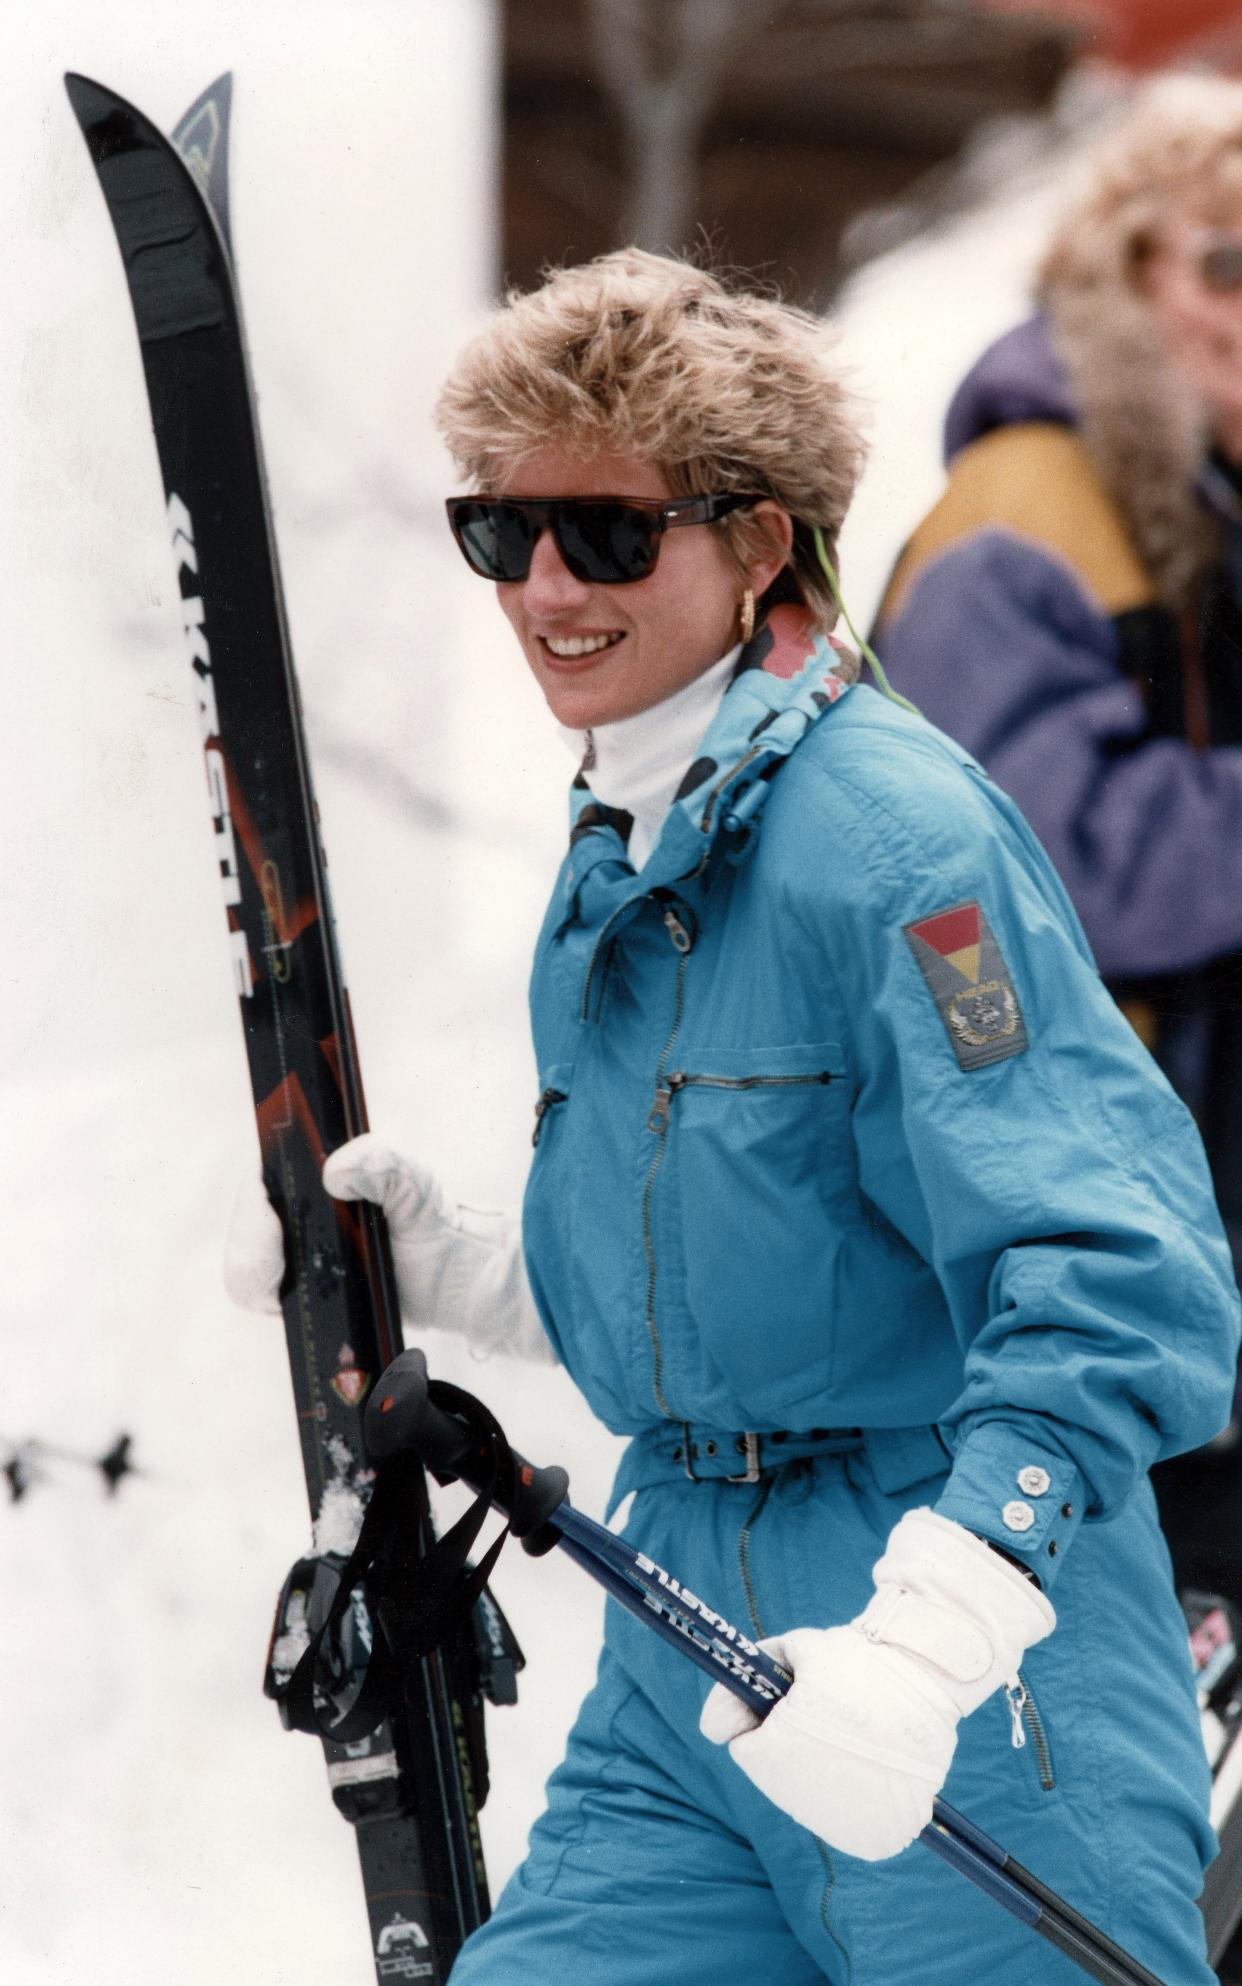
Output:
top-left (813, 526), bottom-right (921, 717)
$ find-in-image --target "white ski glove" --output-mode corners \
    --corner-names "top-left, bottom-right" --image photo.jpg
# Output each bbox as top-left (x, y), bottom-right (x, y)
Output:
top-left (222, 1133), bottom-right (556, 1364)
top-left (699, 1507), bottom-right (1055, 1860)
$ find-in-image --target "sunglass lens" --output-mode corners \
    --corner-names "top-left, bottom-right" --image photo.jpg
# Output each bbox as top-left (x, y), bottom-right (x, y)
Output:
top-left (454, 502), bottom-right (536, 581)
top-left (557, 503), bottom-right (658, 583)
top-left (1200, 242), bottom-right (1242, 294)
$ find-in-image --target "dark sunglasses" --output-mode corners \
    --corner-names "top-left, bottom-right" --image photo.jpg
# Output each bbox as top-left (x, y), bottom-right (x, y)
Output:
top-left (445, 492), bottom-right (761, 585)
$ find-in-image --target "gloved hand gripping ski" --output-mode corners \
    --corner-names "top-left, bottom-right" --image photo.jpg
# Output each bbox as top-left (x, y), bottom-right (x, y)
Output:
top-left (700, 1508), bottom-right (1055, 1860)
top-left (225, 1133), bottom-right (555, 1363)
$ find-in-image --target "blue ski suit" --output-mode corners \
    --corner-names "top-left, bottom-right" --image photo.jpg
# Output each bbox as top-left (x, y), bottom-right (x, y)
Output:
top-left (450, 605), bottom-right (1241, 1986)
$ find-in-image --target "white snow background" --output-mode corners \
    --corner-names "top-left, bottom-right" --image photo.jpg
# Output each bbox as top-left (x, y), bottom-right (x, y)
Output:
top-left (1, 11), bottom-right (1126, 1981)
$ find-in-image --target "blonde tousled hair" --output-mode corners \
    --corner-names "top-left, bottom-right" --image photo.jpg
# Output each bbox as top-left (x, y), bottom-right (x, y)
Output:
top-left (435, 249), bottom-right (866, 635)
top-left (1037, 76), bottom-right (1242, 604)
top-left (1039, 73), bottom-right (1242, 299)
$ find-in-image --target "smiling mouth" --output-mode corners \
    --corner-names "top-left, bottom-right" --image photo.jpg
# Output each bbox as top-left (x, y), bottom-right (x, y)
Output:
top-left (541, 632), bottom-right (625, 660)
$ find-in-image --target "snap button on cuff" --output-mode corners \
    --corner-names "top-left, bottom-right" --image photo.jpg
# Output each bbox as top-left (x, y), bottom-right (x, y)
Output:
top-left (1017, 1465), bottom-right (1051, 1496)
top-left (1002, 1499), bottom-right (1036, 1533)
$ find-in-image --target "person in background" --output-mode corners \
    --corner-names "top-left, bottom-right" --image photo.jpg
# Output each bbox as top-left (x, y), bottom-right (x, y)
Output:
top-left (872, 76), bottom-right (1242, 1606)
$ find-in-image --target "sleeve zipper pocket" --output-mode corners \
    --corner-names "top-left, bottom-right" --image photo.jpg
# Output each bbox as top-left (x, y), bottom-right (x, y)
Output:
top-left (1004, 1670), bottom-right (1056, 1790)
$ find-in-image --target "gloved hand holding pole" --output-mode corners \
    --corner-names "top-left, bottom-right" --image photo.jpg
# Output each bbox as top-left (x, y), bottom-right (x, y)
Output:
top-left (362, 1350), bottom-right (1170, 1986)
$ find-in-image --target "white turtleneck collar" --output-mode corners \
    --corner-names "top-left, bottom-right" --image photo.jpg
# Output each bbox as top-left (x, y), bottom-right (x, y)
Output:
top-left (557, 645), bottom-right (742, 869)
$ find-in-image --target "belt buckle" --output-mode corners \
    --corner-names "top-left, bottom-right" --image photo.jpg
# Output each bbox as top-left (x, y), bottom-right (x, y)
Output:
top-left (679, 1421), bottom-right (701, 1483)
top-left (727, 1431), bottom-right (762, 1484)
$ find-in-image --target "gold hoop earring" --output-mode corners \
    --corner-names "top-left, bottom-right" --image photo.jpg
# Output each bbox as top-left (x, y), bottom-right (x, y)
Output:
top-left (739, 588), bottom-right (755, 646)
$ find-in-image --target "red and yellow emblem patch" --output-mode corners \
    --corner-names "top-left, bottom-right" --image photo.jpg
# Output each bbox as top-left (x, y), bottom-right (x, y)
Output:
top-left (903, 901), bottom-right (1028, 1071)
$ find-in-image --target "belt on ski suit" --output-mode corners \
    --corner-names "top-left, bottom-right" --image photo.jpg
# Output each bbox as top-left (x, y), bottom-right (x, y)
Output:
top-left (611, 1419), bottom-right (951, 1499)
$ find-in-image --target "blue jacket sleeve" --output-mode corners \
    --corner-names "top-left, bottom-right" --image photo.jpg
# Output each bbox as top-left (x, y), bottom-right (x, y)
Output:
top-left (875, 530), bottom-right (1242, 980)
top-left (796, 720), bottom-right (1240, 1586)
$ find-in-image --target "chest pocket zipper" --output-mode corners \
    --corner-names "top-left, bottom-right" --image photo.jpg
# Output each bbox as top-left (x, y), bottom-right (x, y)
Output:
top-left (647, 1067), bottom-right (837, 1135)
top-left (643, 1064), bottom-right (838, 1406)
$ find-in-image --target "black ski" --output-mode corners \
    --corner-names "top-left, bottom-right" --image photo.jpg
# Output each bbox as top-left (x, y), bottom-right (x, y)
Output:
top-left (65, 72), bottom-right (492, 1982)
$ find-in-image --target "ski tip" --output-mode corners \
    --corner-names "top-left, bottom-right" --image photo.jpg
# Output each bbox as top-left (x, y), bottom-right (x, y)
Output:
top-left (64, 71), bottom-right (132, 112)
top-left (63, 72), bottom-right (154, 151)
top-left (171, 72), bottom-right (234, 147)
top-left (171, 74), bottom-right (235, 251)
top-left (63, 71), bottom-right (112, 121)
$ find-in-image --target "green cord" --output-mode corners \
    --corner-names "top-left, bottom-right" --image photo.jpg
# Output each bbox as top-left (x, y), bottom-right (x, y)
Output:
top-left (812, 526), bottom-right (921, 716)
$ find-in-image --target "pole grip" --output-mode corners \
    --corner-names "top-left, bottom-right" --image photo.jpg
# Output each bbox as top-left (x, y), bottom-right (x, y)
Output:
top-left (365, 1349), bottom-right (569, 1547)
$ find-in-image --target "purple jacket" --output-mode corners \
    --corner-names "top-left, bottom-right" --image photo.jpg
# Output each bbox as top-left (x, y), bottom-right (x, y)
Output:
top-left (877, 318), bottom-right (1242, 980)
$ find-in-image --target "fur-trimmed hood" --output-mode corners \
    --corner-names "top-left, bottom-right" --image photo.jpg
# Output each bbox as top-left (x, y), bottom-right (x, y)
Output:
top-left (944, 311), bottom-right (1220, 609)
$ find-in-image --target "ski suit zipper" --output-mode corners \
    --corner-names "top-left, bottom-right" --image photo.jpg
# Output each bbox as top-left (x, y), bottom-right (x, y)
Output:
top-left (699, 744), bottom-right (768, 837)
top-left (580, 897), bottom-right (645, 1023)
top-left (531, 1088), bottom-right (567, 1148)
top-left (640, 906), bottom-right (694, 1416)
top-left (1005, 1670), bottom-right (1056, 1790)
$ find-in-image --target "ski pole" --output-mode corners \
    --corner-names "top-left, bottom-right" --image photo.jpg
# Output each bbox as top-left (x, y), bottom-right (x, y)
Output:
top-left (365, 1350), bottom-right (1171, 1986)
top-left (547, 1503), bottom-right (1165, 1986)
top-left (0, 1432), bottom-right (136, 1502)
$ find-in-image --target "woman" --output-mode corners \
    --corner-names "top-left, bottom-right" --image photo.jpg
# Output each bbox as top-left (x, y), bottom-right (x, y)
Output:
top-left (871, 78), bottom-right (1242, 1608)
top-left (229, 249), bottom-right (1239, 1985)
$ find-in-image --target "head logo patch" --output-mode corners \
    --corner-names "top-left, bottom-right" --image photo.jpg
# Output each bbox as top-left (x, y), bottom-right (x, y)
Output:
top-left (903, 901), bottom-right (1028, 1071)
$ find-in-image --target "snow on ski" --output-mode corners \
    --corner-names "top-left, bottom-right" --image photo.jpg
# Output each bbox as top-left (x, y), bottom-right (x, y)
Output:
top-left (64, 70), bottom-right (491, 1983)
